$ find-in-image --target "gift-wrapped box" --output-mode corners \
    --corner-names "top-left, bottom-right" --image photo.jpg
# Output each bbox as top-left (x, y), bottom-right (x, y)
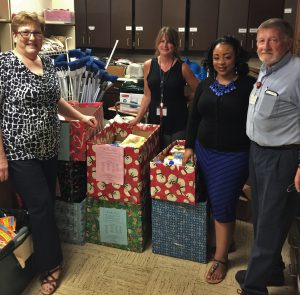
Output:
top-left (54, 198), bottom-right (86, 245)
top-left (87, 122), bottom-right (160, 204)
top-left (58, 102), bottom-right (104, 162)
top-left (85, 196), bottom-right (151, 252)
top-left (150, 140), bottom-right (198, 205)
top-left (152, 199), bottom-right (209, 263)
top-left (57, 161), bottom-right (87, 203)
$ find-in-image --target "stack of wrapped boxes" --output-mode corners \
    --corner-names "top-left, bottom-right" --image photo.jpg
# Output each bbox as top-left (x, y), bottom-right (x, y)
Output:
top-left (86, 122), bottom-right (160, 252)
top-left (150, 140), bottom-right (210, 263)
top-left (55, 102), bottom-right (104, 245)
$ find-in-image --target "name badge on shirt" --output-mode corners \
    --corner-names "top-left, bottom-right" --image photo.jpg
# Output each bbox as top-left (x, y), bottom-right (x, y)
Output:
top-left (249, 94), bottom-right (258, 105)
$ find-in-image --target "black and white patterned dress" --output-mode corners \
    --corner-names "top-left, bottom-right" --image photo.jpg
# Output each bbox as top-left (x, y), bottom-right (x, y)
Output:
top-left (0, 51), bottom-right (61, 160)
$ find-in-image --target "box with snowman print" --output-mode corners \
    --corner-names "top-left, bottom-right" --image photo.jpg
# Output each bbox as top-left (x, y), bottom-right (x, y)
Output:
top-left (86, 122), bottom-right (160, 205)
top-left (150, 140), bottom-right (198, 205)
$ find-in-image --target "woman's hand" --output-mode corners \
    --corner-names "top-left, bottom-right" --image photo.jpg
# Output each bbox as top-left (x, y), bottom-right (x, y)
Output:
top-left (182, 148), bottom-right (194, 166)
top-left (128, 117), bottom-right (140, 127)
top-left (0, 153), bottom-right (8, 182)
top-left (81, 115), bottom-right (98, 128)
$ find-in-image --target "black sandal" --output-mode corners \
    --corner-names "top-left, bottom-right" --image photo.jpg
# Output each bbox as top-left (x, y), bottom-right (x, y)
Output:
top-left (40, 265), bottom-right (62, 295)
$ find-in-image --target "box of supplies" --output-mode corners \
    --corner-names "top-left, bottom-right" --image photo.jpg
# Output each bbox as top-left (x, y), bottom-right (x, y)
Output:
top-left (150, 140), bottom-right (198, 205)
top-left (86, 122), bottom-right (160, 204)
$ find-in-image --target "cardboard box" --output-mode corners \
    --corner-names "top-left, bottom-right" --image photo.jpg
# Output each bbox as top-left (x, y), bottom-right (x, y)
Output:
top-left (87, 122), bottom-right (160, 204)
top-left (57, 161), bottom-right (87, 203)
top-left (119, 92), bottom-right (143, 113)
top-left (107, 65), bottom-right (126, 77)
top-left (152, 199), bottom-right (210, 263)
top-left (55, 198), bottom-right (86, 245)
top-left (150, 140), bottom-right (198, 205)
top-left (58, 102), bottom-right (104, 161)
top-left (85, 196), bottom-right (151, 252)
top-left (44, 9), bottom-right (74, 23)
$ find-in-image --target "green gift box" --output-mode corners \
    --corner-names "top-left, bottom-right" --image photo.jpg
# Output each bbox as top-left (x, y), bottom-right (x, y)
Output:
top-left (86, 196), bottom-right (151, 252)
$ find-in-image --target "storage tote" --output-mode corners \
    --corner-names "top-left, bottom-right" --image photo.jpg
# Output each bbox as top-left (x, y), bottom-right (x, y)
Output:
top-left (0, 209), bottom-right (35, 295)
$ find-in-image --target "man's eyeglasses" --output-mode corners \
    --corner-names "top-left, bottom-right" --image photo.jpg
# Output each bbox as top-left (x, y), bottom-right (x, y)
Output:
top-left (17, 31), bottom-right (43, 39)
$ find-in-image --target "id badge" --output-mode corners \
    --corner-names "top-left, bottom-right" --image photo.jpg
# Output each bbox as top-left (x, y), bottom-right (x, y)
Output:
top-left (156, 107), bottom-right (167, 116)
top-left (249, 94), bottom-right (258, 105)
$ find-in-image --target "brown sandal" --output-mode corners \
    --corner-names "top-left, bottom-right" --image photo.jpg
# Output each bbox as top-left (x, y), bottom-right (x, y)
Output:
top-left (40, 265), bottom-right (62, 295)
top-left (206, 259), bottom-right (228, 284)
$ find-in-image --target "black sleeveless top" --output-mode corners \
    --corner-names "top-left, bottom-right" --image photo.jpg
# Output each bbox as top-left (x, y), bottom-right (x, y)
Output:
top-left (147, 58), bottom-right (187, 135)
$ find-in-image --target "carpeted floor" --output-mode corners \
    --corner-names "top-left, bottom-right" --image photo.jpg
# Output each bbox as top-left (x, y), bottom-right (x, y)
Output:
top-left (22, 220), bottom-right (296, 295)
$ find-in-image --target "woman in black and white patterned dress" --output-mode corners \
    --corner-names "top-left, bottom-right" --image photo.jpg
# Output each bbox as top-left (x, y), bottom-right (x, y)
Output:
top-left (0, 11), bottom-right (97, 295)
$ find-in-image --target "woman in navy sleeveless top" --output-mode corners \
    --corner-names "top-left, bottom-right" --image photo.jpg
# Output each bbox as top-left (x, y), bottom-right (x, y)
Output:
top-left (129, 27), bottom-right (199, 149)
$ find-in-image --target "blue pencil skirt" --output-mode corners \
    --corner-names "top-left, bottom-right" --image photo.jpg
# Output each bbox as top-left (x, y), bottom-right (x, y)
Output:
top-left (195, 140), bottom-right (249, 223)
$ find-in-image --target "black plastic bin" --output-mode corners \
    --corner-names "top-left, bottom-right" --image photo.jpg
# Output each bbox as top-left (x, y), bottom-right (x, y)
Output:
top-left (0, 209), bottom-right (35, 295)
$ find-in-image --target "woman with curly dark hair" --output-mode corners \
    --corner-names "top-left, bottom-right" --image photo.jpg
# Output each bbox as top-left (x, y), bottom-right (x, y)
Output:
top-left (183, 36), bottom-right (256, 284)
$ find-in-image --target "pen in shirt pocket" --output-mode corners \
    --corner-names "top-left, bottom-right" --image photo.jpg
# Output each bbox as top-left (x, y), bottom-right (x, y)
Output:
top-left (265, 89), bottom-right (279, 96)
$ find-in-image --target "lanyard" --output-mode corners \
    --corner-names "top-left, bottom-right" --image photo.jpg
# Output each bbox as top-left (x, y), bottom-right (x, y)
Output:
top-left (159, 58), bottom-right (174, 119)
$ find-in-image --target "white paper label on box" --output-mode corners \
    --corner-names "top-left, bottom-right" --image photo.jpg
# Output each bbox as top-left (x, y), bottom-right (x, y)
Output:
top-left (88, 26), bottom-right (95, 31)
top-left (95, 144), bottom-right (124, 185)
top-left (126, 26), bottom-right (132, 31)
top-left (189, 27), bottom-right (197, 32)
top-left (99, 207), bottom-right (128, 245)
top-left (136, 26), bottom-right (143, 31)
top-left (238, 28), bottom-right (247, 33)
top-left (284, 8), bottom-right (292, 13)
top-left (178, 27), bottom-right (185, 32)
top-left (249, 28), bottom-right (257, 33)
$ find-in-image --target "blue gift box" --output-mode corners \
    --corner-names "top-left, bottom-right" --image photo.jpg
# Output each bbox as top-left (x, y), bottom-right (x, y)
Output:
top-left (152, 199), bottom-right (209, 263)
top-left (54, 198), bottom-right (86, 245)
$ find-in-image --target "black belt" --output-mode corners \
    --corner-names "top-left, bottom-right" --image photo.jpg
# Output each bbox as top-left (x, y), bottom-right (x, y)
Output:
top-left (253, 142), bottom-right (300, 150)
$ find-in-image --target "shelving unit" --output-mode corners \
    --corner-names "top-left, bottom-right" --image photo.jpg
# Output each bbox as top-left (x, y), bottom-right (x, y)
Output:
top-left (0, 0), bottom-right (76, 52)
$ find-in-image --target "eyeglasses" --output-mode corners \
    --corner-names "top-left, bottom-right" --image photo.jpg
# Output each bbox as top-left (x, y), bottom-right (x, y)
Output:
top-left (17, 31), bottom-right (43, 39)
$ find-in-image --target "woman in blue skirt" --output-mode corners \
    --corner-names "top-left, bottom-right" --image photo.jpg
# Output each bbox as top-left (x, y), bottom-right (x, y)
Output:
top-left (184, 36), bottom-right (255, 284)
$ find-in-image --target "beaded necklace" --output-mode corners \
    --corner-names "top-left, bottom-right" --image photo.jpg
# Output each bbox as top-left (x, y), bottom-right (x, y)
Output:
top-left (209, 79), bottom-right (237, 97)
